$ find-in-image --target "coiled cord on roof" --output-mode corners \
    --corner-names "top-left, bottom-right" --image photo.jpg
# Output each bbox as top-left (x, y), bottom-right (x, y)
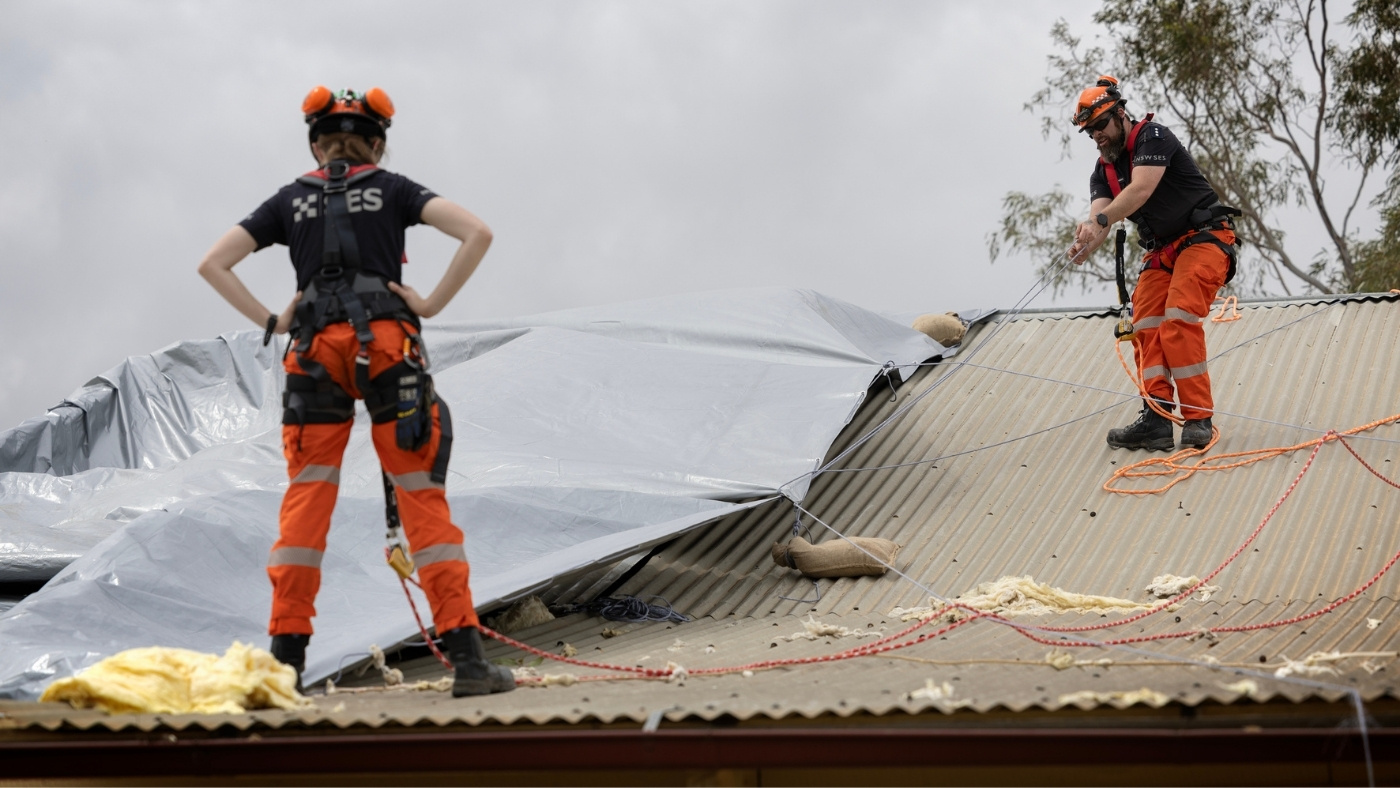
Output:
top-left (551, 595), bottom-right (691, 624)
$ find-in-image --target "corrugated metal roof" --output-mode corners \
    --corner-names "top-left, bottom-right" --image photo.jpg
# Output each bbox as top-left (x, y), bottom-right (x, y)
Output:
top-left (7, 295), bottom-right (1400, 734)
top-left (628, 296), bottom-right (1400, 617)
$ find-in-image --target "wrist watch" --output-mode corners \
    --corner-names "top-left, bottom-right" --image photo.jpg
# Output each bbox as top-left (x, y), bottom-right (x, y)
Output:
top-left (263, 314), bottom-right (279, 347)
top-left (1095, 212), bottom-right (1110, 228)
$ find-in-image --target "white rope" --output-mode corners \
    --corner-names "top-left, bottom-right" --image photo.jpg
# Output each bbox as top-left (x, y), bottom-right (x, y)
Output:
top-left (778, 254), bottom-right (1075, 498)
top-left (818, 298), bottom-right (1399, 478)
top-left (947, 360), bottom-right (1400, 445)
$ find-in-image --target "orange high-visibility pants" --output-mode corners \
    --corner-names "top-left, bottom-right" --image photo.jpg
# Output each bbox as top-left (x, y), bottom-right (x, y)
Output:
top-left (1130, 229), bottom-right (1234, 421)
top-left (268, 320), bottom-right (480, 637)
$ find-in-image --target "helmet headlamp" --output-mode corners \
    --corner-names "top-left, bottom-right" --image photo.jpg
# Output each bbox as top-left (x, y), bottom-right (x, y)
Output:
top-left (1072, 75), bottom-right (1125, 133)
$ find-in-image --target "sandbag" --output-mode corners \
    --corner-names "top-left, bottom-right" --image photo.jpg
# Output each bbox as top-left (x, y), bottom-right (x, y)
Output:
top-left (771, 536), bottom-right (900, 578)
top-left (912, 312), bottom-right (966, 346)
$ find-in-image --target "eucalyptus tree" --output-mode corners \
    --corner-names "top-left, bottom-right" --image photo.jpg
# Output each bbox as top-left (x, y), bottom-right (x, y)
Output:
top-left (989, 0), bottom-right (1400, 296)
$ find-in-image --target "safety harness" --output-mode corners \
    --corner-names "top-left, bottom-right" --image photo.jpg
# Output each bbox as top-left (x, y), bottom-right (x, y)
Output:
top-left (1101, 114), bottom-right (1242, 285)
top-left (281, 159), bottom-right (453, 574)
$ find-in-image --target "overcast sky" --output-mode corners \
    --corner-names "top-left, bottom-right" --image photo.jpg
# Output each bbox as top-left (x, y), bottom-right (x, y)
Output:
top-left (0, 1), bottom-right (1117, 433)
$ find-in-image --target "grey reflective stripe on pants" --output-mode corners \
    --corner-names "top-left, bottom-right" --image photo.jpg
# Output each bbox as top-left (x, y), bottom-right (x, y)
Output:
top-left (291, 464), bottom-right (340, 485)
top-left (268, 546), bottom-right (324, 568)
top-left (1171, 361), bottom-right (1209, 379)
top-left (412, 543), bottom-right (467, 568)
top-left (387, 470), bottom-right (445, 492)
top-left (1164, 307), bottom-right (1203, 324)
top-left (1141, 365), bottom-right (1170, 381)
top-left (1134, 315), bottom-right (1164, 330)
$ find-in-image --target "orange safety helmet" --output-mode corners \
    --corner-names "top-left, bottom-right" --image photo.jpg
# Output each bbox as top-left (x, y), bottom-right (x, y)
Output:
top-left (302, 86), bottom-right (395, 142)
top-left (1071, 75), bottom-right (1125, 133)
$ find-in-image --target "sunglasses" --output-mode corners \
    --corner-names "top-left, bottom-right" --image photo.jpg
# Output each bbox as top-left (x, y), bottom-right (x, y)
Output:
top-left (1081, 114), bottom-right (1114, 134)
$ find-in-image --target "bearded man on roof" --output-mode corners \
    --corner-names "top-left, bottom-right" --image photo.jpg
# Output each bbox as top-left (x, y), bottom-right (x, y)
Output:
top-left (1065, 76), bottom-right (1241, 452)
top-left (197, 86), bottom-right (515, 697)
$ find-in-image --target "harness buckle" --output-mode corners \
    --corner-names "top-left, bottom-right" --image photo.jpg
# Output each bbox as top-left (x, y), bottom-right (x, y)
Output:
top-left (319, 265), bottom-right (345, 280)
top-left (324, 160), bottom-right (350, 193)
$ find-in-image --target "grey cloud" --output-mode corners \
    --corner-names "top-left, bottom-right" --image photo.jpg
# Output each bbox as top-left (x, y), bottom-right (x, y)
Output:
top-left (0, 0), bottom-right (1110, 432)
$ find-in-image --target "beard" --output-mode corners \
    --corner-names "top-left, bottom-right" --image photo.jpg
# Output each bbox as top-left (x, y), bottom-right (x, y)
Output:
top-left (1096, 117), bottom-right (1128, 162)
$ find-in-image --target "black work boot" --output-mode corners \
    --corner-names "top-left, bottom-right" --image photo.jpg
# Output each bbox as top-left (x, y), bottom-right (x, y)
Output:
top-left (1180, 417), bottom-right (1215, 449)
top-left (270, 633), bottom-right (310, 693)
top-left (1106, 401), bottom-right (1176, 451)
top-left (440, 627), bottom-right (516, 697)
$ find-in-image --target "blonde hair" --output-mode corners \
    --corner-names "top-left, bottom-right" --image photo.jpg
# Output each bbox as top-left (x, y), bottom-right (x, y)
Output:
top-left (312, 132), bottom-right (384, 166)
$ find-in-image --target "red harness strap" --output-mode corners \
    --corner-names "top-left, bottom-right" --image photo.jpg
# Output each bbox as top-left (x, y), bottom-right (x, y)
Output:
top-left (1100, 113), bottom-right (1153, 199)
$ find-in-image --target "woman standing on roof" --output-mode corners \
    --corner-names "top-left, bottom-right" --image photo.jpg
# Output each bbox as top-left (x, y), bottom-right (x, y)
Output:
top-left (197, 86), bottom-right (514, 697)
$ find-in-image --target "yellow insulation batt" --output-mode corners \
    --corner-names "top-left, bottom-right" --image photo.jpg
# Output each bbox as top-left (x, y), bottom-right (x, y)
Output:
top-left (891, 575), bottom-right (1155, 621)
top-left (40, 641), bottom-right (310, 714)
top-left (1058, 687), bottom-right (1171, 708)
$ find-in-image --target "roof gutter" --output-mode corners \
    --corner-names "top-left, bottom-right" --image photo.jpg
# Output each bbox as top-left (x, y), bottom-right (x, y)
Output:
top-left (3, 726), bottom-right (1391, 779)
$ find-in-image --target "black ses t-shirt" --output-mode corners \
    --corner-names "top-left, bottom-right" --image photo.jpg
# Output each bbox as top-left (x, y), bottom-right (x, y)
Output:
top-left (240, 167), bottom-right (439, 290)
top-left (1089, 121), bottom-right (1218, 246)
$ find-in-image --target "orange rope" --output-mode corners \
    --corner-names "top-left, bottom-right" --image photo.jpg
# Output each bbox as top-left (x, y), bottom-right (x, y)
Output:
top-left (480, 614), bottom-right (985, 682)
top-left (1211, 295), bottom-right (1241, 322)
top-left (1108, 334), bottom-right (1400, 494)
top-left (1105, 412), bottom-right (1400, 494)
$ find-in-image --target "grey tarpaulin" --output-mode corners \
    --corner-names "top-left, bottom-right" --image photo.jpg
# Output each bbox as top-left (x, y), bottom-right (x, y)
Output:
top-left (0, 288), bottom-right (948, 699)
